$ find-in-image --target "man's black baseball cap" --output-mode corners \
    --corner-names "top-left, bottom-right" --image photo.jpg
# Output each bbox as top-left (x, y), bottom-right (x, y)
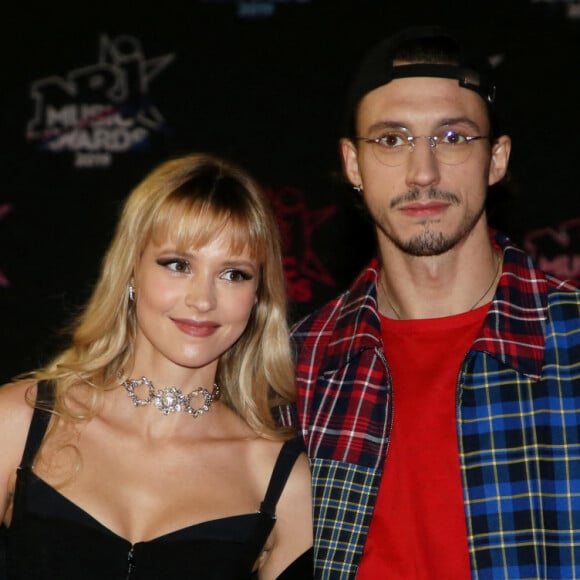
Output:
top-left (345, 25), bottom-right (497, 135)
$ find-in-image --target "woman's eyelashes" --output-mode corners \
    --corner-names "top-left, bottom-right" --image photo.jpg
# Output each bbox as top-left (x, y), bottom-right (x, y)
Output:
top-left (156, 258), bottom-right (254, 282)
top-left (156, 257), bottom-right (190, 273)
top-left (221, 269), bottom-right (254, 282)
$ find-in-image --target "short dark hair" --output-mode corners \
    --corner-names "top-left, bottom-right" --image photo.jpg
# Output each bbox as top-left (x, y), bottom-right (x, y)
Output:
top-left (344, 25), bottom-right (500, 139)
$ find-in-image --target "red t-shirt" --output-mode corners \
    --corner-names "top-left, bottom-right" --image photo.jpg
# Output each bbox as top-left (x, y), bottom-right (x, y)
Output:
top-left (357, 305), bottom-right (489, 579)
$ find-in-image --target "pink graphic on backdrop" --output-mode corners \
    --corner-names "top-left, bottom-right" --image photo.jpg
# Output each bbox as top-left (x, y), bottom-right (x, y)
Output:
top-left (0, 204), bottom-right (13, 287)
top-left (265, 186), bottom-right (336, 303)
top-left (523, 217), bottom-right (580, 283)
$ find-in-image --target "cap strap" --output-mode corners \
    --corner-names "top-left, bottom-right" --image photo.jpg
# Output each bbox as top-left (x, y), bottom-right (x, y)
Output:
top-left (389, 63), bottom-right (496, 104)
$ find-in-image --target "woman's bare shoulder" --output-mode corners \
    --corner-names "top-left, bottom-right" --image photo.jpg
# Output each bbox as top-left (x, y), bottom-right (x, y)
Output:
top-left (259, 440), bottom-right (313, 579)
top-left (253, 437), bottom-right (312, 531)
top-left (0, 380), bottom-right (36, 437)
top-left (0, 379), bottom-right (36, 405)
top-left (0, 380), bottom-right (37, 520)
top-left (247, 436), bottom-right (309, 482)
top-left (275, 441), bottom-right (312, 512)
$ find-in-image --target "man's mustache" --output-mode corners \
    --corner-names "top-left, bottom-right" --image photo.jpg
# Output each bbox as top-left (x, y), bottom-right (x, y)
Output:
top-left (390, 188), bottom-right (460, 209)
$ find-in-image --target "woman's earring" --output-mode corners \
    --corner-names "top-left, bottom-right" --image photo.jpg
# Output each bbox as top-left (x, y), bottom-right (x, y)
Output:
top-left (128, 284), bottom-right (135, 302)
top-left (353, 184), bottom-right (363, 193)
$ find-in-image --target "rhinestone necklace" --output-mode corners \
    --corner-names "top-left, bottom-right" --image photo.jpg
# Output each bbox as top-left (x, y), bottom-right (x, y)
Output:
top-left (122, 376), bottom-right (220, 419)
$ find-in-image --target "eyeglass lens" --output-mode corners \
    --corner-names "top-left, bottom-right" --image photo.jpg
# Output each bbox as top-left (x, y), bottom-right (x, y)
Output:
top-left (365, 130), bottom-right (486, 166)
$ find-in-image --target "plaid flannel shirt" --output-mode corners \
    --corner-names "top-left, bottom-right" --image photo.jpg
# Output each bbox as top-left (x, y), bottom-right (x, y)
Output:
top-left (286, 230), bottom-right (580, 579)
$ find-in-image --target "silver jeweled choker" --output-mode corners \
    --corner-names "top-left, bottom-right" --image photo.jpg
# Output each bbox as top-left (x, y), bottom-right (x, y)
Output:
top-left (122, 376), bottom-right (220, 419)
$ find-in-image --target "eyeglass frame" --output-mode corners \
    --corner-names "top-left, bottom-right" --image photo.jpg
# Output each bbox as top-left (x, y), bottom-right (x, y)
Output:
top-left (354, 129), bottom-right (491, 166)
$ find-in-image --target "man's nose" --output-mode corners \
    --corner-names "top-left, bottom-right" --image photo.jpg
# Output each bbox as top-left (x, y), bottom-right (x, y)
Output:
top-left (404, 137), bottom-right (441, 189)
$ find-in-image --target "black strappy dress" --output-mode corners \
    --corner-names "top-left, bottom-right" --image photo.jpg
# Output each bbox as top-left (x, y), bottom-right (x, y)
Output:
top-left (2, 380), bottom-right (313, 579)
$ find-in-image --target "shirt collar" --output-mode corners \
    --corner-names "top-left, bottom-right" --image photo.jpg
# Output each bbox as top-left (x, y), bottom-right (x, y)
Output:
top-left (326, 231), bottom-right (549, 380)
top-left (473, 230), bottom-right (547, 380)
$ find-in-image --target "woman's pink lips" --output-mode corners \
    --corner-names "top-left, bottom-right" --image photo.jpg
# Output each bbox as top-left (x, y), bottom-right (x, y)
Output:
top-left (172, 318), bottom-right (219, 337)
top-left (399, 201), bottom-right (449, 219)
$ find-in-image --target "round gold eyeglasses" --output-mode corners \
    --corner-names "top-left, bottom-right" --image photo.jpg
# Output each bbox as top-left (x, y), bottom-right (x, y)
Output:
top-left (356, 128), bottom-right (490, 166)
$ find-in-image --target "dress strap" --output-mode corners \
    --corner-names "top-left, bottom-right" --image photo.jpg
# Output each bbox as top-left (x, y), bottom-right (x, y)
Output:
top-left (20, 380), bottom-right (55, 469)
top-left (259, 436), bottom-right (305, 518)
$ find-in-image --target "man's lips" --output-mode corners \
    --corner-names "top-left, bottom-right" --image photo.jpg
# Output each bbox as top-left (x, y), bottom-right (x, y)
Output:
top-left (398, 201), bottom-right (449, 219)
top-left (172, 318), bottom-right (220, 337)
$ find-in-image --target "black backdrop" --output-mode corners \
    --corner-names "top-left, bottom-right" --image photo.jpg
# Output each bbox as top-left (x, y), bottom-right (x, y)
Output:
top-left (1, 0), bottom-right (579, 384)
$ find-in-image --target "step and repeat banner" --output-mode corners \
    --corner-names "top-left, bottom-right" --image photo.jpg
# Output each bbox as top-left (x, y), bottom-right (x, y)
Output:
top-left (1, 0), bottom-right (579, 382)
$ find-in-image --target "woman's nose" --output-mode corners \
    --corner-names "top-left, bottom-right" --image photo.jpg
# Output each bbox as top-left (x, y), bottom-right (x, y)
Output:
top-left (185, 277), bottom-right (216, 312)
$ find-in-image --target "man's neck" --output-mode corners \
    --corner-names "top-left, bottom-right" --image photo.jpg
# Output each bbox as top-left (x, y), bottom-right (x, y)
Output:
top-left (376, 228), bottom-right (501, 320)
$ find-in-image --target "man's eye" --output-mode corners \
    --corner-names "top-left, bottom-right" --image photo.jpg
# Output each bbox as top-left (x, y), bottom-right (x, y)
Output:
top-left (378, 133), bottom-right (407, 148)
top-left (440, 130), bottom-right (467, 145)
top-left (157, 258), bottom-right (190, 273)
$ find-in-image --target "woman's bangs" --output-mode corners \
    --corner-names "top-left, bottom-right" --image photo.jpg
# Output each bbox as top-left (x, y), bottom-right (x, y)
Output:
top-left (150, 197), bottom-right (262, 259)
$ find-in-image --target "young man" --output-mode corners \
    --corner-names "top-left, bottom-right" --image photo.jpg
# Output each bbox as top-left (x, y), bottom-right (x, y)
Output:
top-left (288, 26), bottom-right (580, 579)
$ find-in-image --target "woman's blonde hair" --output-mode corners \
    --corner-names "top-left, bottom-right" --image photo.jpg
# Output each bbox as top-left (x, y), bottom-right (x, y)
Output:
top-left (34, 153), bottom-right (295, 439)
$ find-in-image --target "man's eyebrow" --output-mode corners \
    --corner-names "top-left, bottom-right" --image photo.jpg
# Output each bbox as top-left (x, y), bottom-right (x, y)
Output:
top-left (364, 116), bottom-right (484, 135)
top-left (364, 120), bottom-right (408, 135)
top-left (438, 117), bottom-right (482, 131)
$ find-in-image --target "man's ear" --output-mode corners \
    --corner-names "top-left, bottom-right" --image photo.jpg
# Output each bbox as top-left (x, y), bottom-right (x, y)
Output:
top-left (488, 135), bottom-right (511, 186)
top-left (340, 138), bottom-right (363, 187)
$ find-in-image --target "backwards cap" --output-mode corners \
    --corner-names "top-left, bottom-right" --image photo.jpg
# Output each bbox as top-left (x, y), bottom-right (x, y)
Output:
top-left (345, 26), bottom-right (497, 134)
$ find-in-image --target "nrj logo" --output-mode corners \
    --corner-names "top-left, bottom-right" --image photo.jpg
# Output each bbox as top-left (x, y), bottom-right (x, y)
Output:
top-left (26, 35), bottom-right (175, 169)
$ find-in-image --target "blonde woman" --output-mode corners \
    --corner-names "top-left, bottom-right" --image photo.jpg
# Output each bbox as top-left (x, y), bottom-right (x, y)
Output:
top-left (0, 154), bottom-right (313, 579)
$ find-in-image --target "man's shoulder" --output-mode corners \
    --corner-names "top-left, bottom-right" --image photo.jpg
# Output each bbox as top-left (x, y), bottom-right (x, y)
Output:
top-left (291, 259), bottom-right (380, 339)
top-left (545, 273), bottom-right (580, 294)
top-left (545, 274), bottom-right (580, 324)
top-left (290, 292), bottom-right (350, 344)
top-left (290, 261), bottom-right (382, 370)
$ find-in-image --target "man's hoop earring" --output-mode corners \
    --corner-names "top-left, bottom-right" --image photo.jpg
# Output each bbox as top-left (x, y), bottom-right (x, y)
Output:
top-left (353, 184), bottom-right (363, 193)
top-left (128, 284), bottom-right (135, 302)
